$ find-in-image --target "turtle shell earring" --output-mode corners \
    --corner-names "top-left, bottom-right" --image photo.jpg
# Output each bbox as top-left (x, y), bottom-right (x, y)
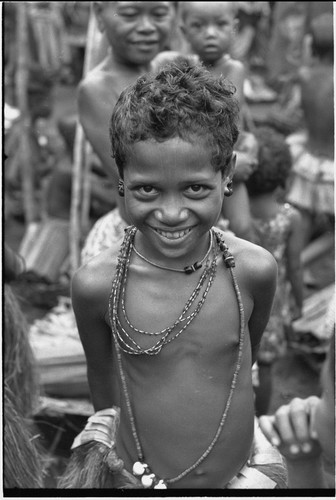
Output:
top-left (224, 181), bottom-right (233, 197)
top-left (118, 179), bottom-right (125, 197)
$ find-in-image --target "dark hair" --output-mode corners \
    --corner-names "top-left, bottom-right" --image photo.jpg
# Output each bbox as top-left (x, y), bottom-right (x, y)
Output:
top-left (178, 1), bottom-right (238, 23)
top-left (310, 13), bottom-right (333, 62)
top-left (246, 126), bottom-right (292, 196)
top-left (110, 57), bottom-right (239, 178)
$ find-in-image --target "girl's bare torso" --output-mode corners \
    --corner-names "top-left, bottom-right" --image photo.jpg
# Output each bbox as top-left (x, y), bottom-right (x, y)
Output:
top-left (111, 255), bottom-right (255, 488)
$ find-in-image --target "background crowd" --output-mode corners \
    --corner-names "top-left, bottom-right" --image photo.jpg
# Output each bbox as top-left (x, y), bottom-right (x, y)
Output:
top-left (3, 1), bottom-right (334, 490)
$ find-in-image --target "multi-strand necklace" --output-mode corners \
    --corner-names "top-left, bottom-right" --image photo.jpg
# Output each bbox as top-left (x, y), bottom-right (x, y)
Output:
top-left (132, 230), bottom-right (213, 274)
top-left (108, 226), bottom-right (245, 488)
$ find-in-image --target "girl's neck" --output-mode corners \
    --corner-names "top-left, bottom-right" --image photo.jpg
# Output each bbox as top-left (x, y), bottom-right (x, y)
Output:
top-left (134, 230), bottom-right (212, 272)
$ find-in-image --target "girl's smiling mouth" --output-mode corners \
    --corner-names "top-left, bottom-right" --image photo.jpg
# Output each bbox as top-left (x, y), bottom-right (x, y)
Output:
top-left (153, 227), bottom-right (193, 240)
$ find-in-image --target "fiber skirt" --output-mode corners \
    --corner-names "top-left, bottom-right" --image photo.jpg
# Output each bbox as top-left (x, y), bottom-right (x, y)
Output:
top-left (286, 132), bottom-right (334, 215)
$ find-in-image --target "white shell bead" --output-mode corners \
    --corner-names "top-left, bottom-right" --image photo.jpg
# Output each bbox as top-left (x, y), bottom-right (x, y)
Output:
top-left (141, 474), bottom-right (154, 488)
top-left (154, 480), bottom-right (167, 489)
top-left (133, 461), bottom-right (147, 476)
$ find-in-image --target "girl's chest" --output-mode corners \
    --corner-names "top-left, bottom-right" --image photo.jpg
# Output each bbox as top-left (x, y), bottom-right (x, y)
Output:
top-left (116, 267), bottom-right (248, 357)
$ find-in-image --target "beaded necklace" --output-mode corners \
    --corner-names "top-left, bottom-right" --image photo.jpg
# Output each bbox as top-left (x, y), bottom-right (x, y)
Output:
top-left (110, 227), bottom-right (218, 356)
top-left (132, 230), bottom-right (213, 274)
top-left (108, 226), bottom-right (245, 488)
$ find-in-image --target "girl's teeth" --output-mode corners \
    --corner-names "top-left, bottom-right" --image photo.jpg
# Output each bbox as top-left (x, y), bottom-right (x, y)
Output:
top-left (156, 229), bottom-right (190, 239)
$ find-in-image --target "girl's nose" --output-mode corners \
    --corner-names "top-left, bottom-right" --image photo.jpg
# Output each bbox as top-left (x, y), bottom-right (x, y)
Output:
top-left (154, 198), bottom-right (189, 224)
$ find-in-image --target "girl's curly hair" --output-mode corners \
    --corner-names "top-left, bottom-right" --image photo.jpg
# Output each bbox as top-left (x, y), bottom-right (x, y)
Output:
top-left (246, 126), bottom-right (292, 196)
top-left (110, 56), bottom-right (239, 177)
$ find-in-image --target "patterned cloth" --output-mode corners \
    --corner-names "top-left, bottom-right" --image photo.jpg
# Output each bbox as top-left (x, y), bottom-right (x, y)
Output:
top-left (253, 203), bottom-right (295, 364)
top-left (286, 132), bottom-right (334, 216)
top-left (81, 208), bottom-right (127, 265)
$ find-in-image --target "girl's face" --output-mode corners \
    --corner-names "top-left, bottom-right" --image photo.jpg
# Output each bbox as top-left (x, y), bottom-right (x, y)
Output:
top-left (180, 2), bottom-right (237, 64)
top-left (95, 2), bottom-right (174, 66)
top-left (123, 137), bottom-right (232, 266)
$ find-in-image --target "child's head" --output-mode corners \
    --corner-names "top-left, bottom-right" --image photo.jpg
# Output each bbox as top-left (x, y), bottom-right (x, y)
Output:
top-left (179, 2), bottom-right (238, 65)
top-left (310, 13), bottom-right (333, 62)
top-left (93, 2), bottom-right (175, 66)
top-left (110, 57), bottom-right (239, 178)
top-left (246, 126), bottom-right (292, 196)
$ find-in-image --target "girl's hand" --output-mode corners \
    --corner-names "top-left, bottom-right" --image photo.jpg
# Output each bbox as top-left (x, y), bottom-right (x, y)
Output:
top-left (259, 396), bottom-right (322, 461)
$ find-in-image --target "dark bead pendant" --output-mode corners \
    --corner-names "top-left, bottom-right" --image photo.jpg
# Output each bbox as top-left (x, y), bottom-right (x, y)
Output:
top-left (184, 261), bottom-right (202, 274)
top-left (184, 265), bottom-right (194, 274)
top-left (223, 253), bottom-right (235, 268)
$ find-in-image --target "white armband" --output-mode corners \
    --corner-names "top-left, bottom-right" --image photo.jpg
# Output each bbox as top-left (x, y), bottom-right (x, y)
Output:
top-left (71, 407), bottom-right (120, 450)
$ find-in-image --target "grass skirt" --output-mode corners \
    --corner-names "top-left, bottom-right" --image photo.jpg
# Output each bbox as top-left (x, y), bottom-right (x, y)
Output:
top-left (4, 383), bottom-right (44, 488)
top-left (58, 441), bottom-right (141, 488)
top-left (4, 284), bottom-right (40, 417)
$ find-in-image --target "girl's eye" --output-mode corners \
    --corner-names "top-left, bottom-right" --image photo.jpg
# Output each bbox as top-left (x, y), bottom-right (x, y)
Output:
top-left (137, 185), bottom-right (158, 196)
top-left (185, 185), bottom-right (208, 196)
top-left (190, 185), bottom-right (202, 192)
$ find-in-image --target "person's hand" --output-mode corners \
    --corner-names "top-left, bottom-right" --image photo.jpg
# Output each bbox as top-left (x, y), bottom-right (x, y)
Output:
top-left (259, 396), bottom-right (322, 461)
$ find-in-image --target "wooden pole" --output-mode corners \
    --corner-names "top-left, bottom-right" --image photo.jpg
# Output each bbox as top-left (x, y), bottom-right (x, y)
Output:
top-left (79, 7), bottom-right (101, 235)
top-left (69, 6), bottom-right (107, 274)
top-left (15, 2), bottom-right (35, 224)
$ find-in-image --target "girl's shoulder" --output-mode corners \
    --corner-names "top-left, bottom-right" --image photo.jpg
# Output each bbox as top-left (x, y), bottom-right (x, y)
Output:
top-left (72, 248), bottom-right (118, 305)
top-left (216, 228), bottom-right (277, 276)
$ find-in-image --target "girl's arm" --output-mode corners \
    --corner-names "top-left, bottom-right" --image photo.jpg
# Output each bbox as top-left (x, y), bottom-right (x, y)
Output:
top-left (242, 245), bottom-right (278, 363)
top-left (71, 259), bottom-right (118, 411)
top-left (286, 207), bottom-right (304, 318)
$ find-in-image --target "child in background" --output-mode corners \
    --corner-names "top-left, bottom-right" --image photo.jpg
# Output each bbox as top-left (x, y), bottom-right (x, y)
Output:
top-left (60, 60), bottom-right (286, 489)
top-left (259, 331), bottom-right (335, 489)
top-left (246, 126), bottom-right (304, 416)
top-left (79, 1), bottom-right (175, 263)
top-left (79, 1), bottom-right (174, 218)
top-left (177, 1), bottom-right (258, 242)
top-left (286, 12), bottom-right (334, 248)
top-left (44, 2), bottom-right (175, 262)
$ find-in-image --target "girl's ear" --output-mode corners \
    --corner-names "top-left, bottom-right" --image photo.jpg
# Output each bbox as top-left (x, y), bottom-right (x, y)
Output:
top-left (222, 153), bottom-right (236, 180)
top-left (93, 2), bottom-right (105, 33)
